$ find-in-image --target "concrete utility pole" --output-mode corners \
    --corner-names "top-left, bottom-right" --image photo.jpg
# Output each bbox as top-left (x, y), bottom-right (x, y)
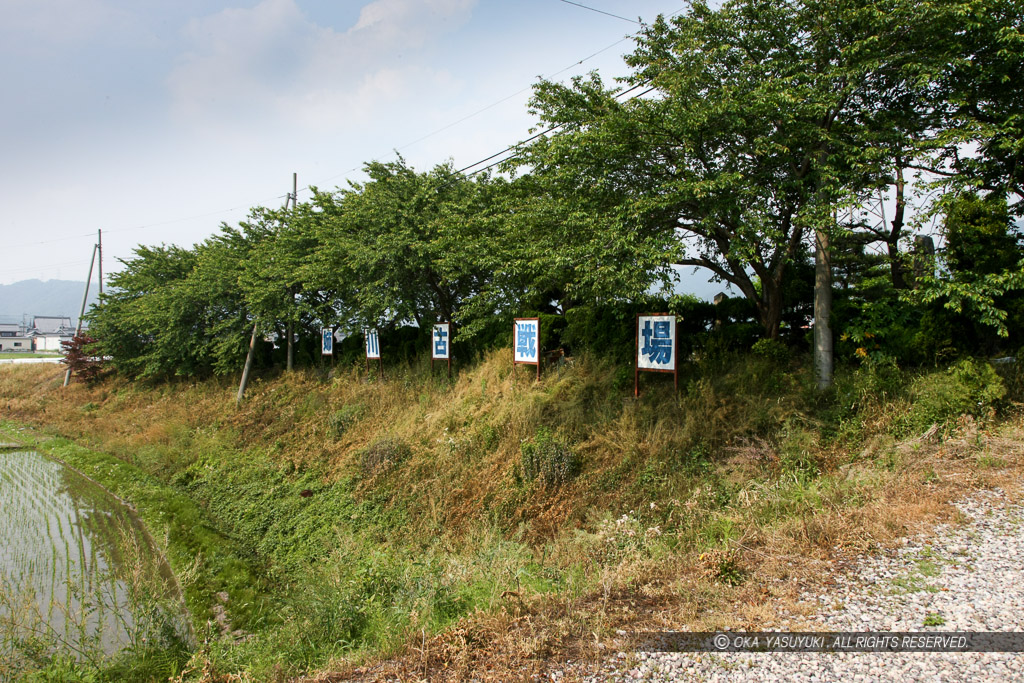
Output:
top-left (98, 229), bottom-right (103, 296)
top-left (814, 222), bottom-right (834, 391)
top-left (64, 243), bottom-right (98, 387)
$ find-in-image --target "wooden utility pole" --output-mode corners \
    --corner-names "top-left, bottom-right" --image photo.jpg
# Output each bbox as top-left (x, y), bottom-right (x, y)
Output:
top-left (97, 229), bottom-right (103, 296)
top-left (238, 180), bottom-right (296, 403)
top-left (286, 173), bottom-right (297, 372)
top-left (236, 319), bottom-right (259, 406)
top-left (63, 243), bottom-right (98, 387)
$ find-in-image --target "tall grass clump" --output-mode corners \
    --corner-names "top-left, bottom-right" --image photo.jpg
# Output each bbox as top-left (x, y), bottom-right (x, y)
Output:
top-left (515, 428), bottom-right (581, 487)
top-left (897, 358), bottom-right (1006, 436)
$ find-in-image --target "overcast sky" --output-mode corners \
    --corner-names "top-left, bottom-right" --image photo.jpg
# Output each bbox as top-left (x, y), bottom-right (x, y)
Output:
top-left (2, 1), bottom-right (728, 296)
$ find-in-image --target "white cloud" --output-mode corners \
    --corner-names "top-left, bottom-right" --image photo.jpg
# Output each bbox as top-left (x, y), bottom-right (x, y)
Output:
top-left (166, 0), bottom-right (476, 134)
top-left (349, 0), bottom-right (475, 46)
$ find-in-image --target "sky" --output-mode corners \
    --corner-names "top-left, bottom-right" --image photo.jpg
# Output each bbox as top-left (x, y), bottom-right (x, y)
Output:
top-left (1, 0), bottom-right (729, 297)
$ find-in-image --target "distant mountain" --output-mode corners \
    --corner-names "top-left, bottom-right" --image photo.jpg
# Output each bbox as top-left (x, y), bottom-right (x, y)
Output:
top-left (0, 279), bottom-right (100, 327)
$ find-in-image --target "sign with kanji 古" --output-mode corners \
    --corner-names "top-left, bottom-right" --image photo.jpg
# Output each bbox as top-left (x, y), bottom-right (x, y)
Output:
top-left (637, 315), bottom-right (676, 371)
top-left (432, 323), bottom-right (450, 360)
top-left (513, 318), bottom-right (539, 364)
top-left (364, 328), bottom-right (380, 359)
top-left (321, 328), bottom-right (333, 356)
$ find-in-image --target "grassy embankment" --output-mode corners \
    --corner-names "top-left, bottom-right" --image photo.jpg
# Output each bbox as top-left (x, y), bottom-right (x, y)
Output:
top-left (1, 349), bottom-right (1021, 681)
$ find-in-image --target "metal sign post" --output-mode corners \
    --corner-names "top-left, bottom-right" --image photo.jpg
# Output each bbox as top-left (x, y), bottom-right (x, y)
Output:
top-left (635, 314), bottom-right (679, 397)
top-left (431, 322), bottom-right (452, 379)
top-left (513, 318), bottom-right (541, 381)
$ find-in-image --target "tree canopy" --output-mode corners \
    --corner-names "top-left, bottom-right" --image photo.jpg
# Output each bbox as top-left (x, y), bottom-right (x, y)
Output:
top-left (86, 0), bottom-right (1024, 379)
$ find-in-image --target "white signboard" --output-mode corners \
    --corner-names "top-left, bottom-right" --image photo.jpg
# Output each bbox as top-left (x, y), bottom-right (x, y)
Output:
top-left (637, 315), bottom-right (676, 371)
top-left (321, 328), bottom-right (334, 356)
top-left (364, 328), bottom-right (380, 359)
top-left (432, 323), bottom-right (451, 360)
top-left (513, 318), bottom-right (539, 364)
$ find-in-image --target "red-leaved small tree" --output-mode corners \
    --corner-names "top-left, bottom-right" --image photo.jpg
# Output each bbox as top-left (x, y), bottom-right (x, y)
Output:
top-left (60, 333), bottom-right (104, 383)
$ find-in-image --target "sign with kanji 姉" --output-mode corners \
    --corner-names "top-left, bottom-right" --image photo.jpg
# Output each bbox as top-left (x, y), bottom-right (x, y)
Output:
top-left (432, 323), bottom-right (450, 360)
top-left (321, 328), bottom-right (333, 356)
top-left (365, 328), bottom-right (380, 359)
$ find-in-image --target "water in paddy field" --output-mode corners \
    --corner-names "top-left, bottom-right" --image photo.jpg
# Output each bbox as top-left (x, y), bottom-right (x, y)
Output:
top-left (0, 450), bottom-right (186, 669)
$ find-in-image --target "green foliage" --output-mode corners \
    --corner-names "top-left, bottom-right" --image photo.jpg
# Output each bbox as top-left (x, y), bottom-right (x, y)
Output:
top-left (359, 438), bottom-right (412, 477)
top-left (904, 194), bottom-right (1024, 346)
top-left (516, 428), bottom-right (581, 487)
top-left (328, 404), bottom-right (363, 438)
top-left (898, 359), bottom-right (1007, 436)
top-left (751, 338), bottom-right (789, 365)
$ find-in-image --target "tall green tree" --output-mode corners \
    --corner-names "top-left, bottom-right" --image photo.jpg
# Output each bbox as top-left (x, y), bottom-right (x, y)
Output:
top-left (307, 160), bottom-right (499, 337)
top-left (519, 0), bottom-right (920, 340)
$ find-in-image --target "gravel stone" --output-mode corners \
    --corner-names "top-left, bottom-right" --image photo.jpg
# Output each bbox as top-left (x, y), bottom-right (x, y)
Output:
top-left (574, 489), bottom-right (1024, 682)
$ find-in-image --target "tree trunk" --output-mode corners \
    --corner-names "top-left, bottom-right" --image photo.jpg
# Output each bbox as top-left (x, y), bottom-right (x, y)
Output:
top-left (758, 285), bottom-right (784, 341)
top-left (888, 162), bottom-right (908, 290)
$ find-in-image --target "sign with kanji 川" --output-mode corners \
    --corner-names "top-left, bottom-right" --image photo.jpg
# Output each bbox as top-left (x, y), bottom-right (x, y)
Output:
top-left (637, 315), bottom-right (676, 370)
top-left (364, 328), bottom-right (380, 359)
top-left (513, 318), bottom-right (539, 365)
top-left (321, 328), bottom-right (333, 356)
top-left (432, 323), bottom-right (450, 360)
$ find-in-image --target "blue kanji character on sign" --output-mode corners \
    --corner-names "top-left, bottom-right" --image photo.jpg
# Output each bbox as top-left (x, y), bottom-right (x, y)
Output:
top-left (516, 322), bottom-right (537, 360)
top-left (641, 320), bottom-right (672, 365)
top-left (434, 326), bottom-right (448, 356)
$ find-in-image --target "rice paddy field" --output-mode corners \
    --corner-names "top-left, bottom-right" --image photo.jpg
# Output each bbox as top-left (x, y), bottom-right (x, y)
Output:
top-left (0, 449), bottom-right (189, 679)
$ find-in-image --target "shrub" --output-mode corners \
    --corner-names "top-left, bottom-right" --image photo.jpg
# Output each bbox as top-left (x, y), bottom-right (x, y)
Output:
top-left (328, 404), bottom-right (362, 438)
top-left (59, 333), bottom-right (104, 383)
top-left (751, 338), bottom-right (789, 365)
top-left (899, 358), bottom-right (1006, 436)
top-left (517, 428), bottom-right (581, 487)
top-left (360, 438), bottom-right (411, 475)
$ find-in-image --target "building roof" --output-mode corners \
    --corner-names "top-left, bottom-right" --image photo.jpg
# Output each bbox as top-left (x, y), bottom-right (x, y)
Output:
top-left (32, 316), bottom-right (72, 334)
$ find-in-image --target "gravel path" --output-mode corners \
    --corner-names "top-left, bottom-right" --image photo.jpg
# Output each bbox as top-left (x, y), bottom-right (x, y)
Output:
top-left (587, 488), bottom-right (1024, 682)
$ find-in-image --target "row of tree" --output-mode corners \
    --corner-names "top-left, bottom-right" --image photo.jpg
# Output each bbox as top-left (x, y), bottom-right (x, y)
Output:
top-left (87, 0), bottom-right (1024, 381)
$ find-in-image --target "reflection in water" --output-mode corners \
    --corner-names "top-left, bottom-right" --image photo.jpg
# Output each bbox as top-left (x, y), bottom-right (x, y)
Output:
top-left (0, 450), bottom-right (185, 666)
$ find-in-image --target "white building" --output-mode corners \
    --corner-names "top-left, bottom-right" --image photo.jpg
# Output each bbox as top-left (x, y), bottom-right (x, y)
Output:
top-left (32, 316), bottom-right (74, 351)
top-left (0, 323), bottom-right (33, 352)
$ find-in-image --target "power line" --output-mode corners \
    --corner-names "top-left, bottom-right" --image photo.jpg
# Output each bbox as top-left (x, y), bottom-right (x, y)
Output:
top-left (557, 0), bottom-right (643, 25)
top-left (457, 83), bottom-right (656, 178)
top-left (297, 6), bottom-right (679, 195)
top-left (7, 3), bottom-right (684, 257)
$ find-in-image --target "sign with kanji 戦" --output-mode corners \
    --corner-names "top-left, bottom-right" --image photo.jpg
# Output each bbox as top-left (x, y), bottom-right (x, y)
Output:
top-left (635, 314), bottom-right (678, 396)
top-left (364, 328), bottom-right (380, 360)
top-left (513, 317), bottom-right (541, 380)
top-left (513, 318), bottom-right (539, 365)
top-left (321, 327), bottom-right (333, 356)
top-left (432, 323), bottom-right (450, 360)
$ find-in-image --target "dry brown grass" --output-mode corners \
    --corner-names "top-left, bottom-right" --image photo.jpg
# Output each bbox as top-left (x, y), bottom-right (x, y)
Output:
top-left (3, 358), bottom-right (1022, 682)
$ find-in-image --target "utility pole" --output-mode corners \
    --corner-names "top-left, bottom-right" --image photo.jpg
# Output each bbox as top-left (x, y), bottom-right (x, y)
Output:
top-left (98, 229), bottom-right (103, 296)
top-left (286, 173), bottom-right (297, 372)
top-left (814, 218), bottom-right (834, 391)
top-left (64, 243), bottom-right (98, 387)
top-left (238, 180), bottom-right (296, 404)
